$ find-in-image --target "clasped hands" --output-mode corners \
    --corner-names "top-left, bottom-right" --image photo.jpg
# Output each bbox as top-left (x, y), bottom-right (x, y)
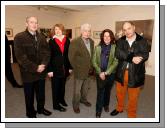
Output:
top-left (37, 64), bottom-right (45, 73)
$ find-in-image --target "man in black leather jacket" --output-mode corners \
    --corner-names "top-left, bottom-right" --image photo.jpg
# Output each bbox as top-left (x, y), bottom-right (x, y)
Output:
top-left (110, 21), bottom-right (149, 118)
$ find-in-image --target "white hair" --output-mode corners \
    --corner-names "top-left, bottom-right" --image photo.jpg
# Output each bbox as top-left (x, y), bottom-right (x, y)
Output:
top-left (80, 23), bottom-right (91, 32)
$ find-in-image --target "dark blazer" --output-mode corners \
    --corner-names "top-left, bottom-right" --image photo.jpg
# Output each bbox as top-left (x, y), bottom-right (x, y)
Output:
top-left (14, 29), bottom-right (50, 82)
top-left (48, 37), bottom-right (72, 78)
top-left (68, 36), bottom-right (94, 79)
top-left (115, 33), bottom-right (149, 87)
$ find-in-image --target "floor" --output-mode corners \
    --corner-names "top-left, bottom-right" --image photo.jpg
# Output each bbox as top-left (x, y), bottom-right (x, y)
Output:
top-left (5, 63), bottom-right (155, 118)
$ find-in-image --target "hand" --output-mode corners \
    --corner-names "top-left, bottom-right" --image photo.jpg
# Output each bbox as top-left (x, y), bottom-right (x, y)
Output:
top-left (48, 72), bottom-right (53, 77)
top-left (132, 56), bottom-right (143, 64)
top-left (69, 69), bottom-right (73, 73)
top-left (99, 72), bottom-right (105, 80)
top-left (37, 64), bottom-right (45, 73)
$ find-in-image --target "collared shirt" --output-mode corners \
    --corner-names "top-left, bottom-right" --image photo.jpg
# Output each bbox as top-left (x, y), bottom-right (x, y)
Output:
top-left (126, 34), bottom-right (136, 68)
top-left (82, 37), bottom-right (91, 56)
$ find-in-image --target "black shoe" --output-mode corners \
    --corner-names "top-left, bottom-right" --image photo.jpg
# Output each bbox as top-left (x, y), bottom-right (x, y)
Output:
top-left (60, 101), bottom-right (68, 107)
top-left (26, 114), bottom-right (37, 118)
top-left (54, 105), bottom-right (66, 112)
top-left (37, 108), bottom-right (52, 116)
top-left (96, 112), bottom-right (101, 118)
top-left (110, 109), bottom-right (123, 116)
top-left (13, 84), bottom-right (23, 88)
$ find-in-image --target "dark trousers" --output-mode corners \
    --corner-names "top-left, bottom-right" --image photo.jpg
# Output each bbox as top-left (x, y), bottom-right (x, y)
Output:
top-left (51, 77), bottom-right (66, 108)
top-left (23, 79), bottom-right (45, 116)
top-left (5, 62), bottom-right (18, 87)
top-left (96, 74), bottom-right (115, 113)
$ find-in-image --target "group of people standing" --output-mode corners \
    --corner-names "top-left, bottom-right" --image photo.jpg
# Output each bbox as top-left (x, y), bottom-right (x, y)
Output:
top-left (10, 16), bottom-right (149, 118)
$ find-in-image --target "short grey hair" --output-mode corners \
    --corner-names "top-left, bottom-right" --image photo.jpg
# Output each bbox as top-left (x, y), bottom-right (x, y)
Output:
top-left (26, 16), bottom-right (38, 23)
top-left (80, 23), bottom-right (91, 32)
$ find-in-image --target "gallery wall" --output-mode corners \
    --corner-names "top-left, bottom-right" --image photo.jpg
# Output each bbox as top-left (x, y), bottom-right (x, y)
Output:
top-left (5, 5), bottom-right (155, 76)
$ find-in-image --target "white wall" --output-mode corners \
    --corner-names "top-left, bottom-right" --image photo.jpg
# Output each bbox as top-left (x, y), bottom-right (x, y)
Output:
top-left (5, 5), bottom-right (155, 76)
top-left (64, 5), bottom-right (155, 76)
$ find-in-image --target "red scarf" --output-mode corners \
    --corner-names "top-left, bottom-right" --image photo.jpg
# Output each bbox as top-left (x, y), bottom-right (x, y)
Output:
top-left (54, 36), bottom-right (66, 53)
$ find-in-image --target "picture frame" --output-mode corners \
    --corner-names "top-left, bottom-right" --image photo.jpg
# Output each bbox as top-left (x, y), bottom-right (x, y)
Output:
top-left (65, 29), bottom-right (72, 39)
top-left (93, 31), bottom-right (101, 39)
top-left (39, 28), bottom-right (51, 38)
top-left (5, 28), bottom-right (13, 37)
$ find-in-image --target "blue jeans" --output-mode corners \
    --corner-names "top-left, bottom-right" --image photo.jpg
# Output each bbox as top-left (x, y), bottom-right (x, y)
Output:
top-left (96, 73), bottom-right (115, 113)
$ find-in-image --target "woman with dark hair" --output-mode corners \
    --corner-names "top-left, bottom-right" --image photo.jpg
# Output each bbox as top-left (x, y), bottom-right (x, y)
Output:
top-left (47, 24), bottom-right (72, 112)
top-left (92, 29), bottom-right (118, 118)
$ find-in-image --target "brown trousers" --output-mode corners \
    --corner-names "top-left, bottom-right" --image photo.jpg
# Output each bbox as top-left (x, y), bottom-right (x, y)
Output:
top-left (116, 70), bottom-right (140, 118)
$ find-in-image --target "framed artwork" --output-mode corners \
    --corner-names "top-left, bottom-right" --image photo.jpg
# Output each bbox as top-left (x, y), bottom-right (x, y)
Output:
top-left (115, 19), bottom-right (154, 52)
top-left (5, 28), bottom-right (13, 37)
top-left (39, 28), bottom-right (51, 38)
top-left (65, 29), bottom-right (72, 39)
top-left (93, 31), bottom-right (101, 39)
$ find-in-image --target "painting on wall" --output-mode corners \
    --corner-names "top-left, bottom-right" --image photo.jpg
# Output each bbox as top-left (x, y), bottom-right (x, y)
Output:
top-left (115, 19), bottom-right (154, 52)
top-left (93, 31), bottom-right (102, 39)
top-left (39, 28), bottom-right (52, 38)
top-left (65, 29), bottom-right (72, 39)
top-left (5, 28), bottom-right (13, 37)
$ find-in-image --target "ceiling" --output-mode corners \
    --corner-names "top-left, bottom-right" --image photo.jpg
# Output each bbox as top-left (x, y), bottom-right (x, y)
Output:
top-left (33, 5), bottom-right (105, 12)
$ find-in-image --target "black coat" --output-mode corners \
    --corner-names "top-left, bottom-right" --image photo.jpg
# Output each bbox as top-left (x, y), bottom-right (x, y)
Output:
top-left (14, 30), bottom-right (50, 82)
top-left (48, 37), bottom-right (72, 78)
top-left (115, 33), bottom-right (149, 87)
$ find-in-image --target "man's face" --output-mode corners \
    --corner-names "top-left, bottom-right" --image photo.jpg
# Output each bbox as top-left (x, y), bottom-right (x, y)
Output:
top-left (81, 29), bottom-right (91, 39)
top-left (26, 17), bottom-right (38, 32)
top-left (123, 22), bottom-right (135, 39)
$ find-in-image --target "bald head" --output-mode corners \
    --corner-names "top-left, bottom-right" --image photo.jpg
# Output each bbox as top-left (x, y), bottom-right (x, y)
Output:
top-left (122, 21), bottom-right (135, 39)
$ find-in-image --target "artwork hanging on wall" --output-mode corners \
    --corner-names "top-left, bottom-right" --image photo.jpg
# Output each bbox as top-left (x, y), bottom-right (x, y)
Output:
top-left (39, 28), bottom-right (51, 38)
top-left (115, 19), bottom-right (154, 52)
top-left (93, 31), bottom-right (102, 39)
top-left (5, 28), bottom-right (13, 37)
top-left (65, 29), bottom-right (72, 39)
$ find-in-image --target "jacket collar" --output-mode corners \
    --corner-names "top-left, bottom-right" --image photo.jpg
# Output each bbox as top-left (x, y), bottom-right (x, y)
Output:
top-left (120, 32), bottom-right (143, 41)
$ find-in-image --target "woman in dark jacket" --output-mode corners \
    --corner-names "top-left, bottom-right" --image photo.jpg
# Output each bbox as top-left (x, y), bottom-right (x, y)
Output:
top-left (48, 24), bottom-right (72, 112)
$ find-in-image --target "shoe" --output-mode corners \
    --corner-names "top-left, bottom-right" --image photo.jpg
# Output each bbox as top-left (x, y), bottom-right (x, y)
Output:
top-left (96, 112), bottom-right (101, 118)
top-left (13, 84), bottom-right (23, 88)
top-left (37, 108), bottom-right (52, 116)
top-left (73, 107), bottom-right (80, 113)
top-left (80, 101), bottom-right (91, 107)
top-left (104, 106), bottom-right (109, 112)
top-left (26, 110), bottom-right (37, 118)
top-left (60, 101), bottom-right (68, 107)
top-left (110, 109), bottom-right (123, 116)
top-left (26, 114), bottom-right (37, 118)
top-left (54, 105), bottom-right (66, 112)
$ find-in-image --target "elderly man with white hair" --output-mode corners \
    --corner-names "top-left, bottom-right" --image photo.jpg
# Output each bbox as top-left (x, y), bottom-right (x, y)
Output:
top-left (68, 23), bottom-right (94, 113)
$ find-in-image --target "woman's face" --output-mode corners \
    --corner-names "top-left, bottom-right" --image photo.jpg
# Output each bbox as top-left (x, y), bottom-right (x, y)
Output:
top-left (103, 32), bottom-right (111, 44)
top-left (54, 26), bottom-right (62, 36)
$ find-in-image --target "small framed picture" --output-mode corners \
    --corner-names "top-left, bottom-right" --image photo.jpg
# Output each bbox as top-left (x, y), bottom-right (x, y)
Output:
top-left (5, 28), bottom-right (13, 37)
top-left (93, 31), bottom-right (101, 39)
